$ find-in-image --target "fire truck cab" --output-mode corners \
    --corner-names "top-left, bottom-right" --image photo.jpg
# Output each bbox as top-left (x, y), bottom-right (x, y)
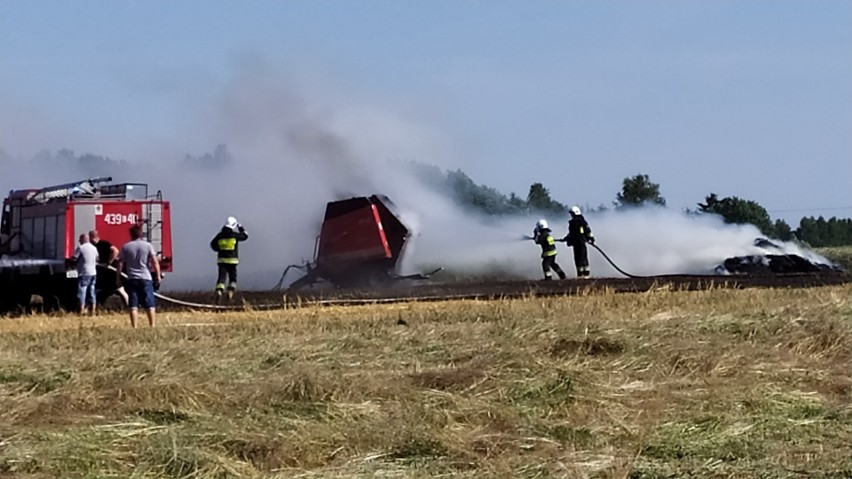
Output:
top-left (0, 177), bottom-right (172, 311)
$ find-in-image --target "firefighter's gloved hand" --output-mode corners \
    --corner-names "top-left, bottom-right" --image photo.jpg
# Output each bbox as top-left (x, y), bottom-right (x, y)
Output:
top-left (588, 238), bottom-right (595, 245)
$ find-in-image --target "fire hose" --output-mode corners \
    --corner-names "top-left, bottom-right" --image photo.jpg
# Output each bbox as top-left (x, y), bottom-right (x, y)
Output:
top-left (111, 266), bottom-right (248, 310)
top-left (118, 242), bottom-right (650, 311)
top-left (585, 241), bottom-right (706, 279)
top-left (525, 236), bottom-right (647, 279)
top-left (587, 243), bottom-right (646, 279)
top-left (152, 292), bottom-right (246, 310)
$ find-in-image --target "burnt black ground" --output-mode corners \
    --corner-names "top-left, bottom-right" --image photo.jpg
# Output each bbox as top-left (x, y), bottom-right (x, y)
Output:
top-left (152, 272), bottom-right (852, 312)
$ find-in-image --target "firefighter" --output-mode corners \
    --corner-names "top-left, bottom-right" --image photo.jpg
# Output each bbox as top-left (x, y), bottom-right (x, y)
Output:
top-left (210, 216), bottom-right (248, 303)
top-left (532, 219), bottom-right (566, 280)
top-left (562, 206), bottom-right (595, 278)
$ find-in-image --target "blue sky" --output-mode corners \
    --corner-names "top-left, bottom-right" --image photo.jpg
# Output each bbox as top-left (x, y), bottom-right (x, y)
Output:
top-left (2, 1), bottom-right (851, 225)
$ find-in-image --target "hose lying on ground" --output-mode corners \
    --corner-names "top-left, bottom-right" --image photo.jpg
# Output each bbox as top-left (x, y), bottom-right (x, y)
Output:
top-left (588, 242), bottom-right (722, 279)
top-left (111, 265), bottom-right (248, 310)
top-left (127, 244), bottom-right (688, 311)
top-left (152, 292), bottom-right (243, 310)
top-left (588, 243), bottom-right (646, 279)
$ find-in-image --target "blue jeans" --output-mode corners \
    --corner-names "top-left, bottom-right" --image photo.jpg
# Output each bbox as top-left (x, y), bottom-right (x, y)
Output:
top-left (77, 275), bottom-right (97, 308)
top-left (126, 279), bottom-right (156, 309)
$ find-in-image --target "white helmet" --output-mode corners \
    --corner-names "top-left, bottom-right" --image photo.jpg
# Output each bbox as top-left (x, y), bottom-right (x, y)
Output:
top-left (570, 206), bottom-right (581, 216)
top-left (225, 216), bottom-right (239, 229)
top-left (535, 219), bottom-right (549, 230)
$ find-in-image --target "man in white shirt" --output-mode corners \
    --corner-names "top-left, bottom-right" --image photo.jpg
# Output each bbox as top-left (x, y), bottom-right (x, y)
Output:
top-left (73, 233), bottom-right (99, 315)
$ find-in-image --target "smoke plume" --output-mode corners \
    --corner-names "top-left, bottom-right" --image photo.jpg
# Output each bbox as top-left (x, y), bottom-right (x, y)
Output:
top-left (0, 62), bottom-right (834, 290)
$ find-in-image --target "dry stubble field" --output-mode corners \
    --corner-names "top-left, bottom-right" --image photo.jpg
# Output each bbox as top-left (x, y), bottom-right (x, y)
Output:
top-left (1, 284), bottom-right (851, 478)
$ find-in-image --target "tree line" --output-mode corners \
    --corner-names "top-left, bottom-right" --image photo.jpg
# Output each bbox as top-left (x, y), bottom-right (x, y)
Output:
top-left (616, 174), bottom-right (852, 247)
top-left (5, 149), bottom-right (850, 246)
top-left (418, 166), bottom-right (852, 247)
top-left (410, 163), bottom-right (569, 216)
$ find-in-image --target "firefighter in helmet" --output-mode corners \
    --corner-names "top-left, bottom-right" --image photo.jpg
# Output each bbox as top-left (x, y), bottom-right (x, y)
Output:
top-left (210, 216), bottom-right (248, 302)
top-left (532, 219), bottom-right (566, 280)
top-left (562, 206), bottom-right (595, 278)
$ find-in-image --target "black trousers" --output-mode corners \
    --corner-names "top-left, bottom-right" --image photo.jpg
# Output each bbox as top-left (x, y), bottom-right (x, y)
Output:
top-left (541, 255), bottom-right (566, 280)
top-left (573, 244), bottom-right (590, 276)
top-left (216, 264), bottom-right (238, 290)
top-left (95, 264), bottom-right (123, 303)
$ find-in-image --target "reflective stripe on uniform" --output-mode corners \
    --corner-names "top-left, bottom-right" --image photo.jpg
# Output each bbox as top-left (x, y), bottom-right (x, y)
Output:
top-left (543, 234), bottom-right (558, 256)
top-left (217, 258), bottom-right (239, 264)
top-left (217, 238), bottom-right (237, 251)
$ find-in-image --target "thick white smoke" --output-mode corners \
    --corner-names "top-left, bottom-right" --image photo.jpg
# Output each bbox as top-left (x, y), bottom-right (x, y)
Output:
top-left (395, 201), bottom-right (837, 281)
top-left (0, 63), bottom-right (835, 290)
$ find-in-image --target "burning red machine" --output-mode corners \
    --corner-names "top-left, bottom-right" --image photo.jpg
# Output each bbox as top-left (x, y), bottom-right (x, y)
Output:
top-left (279, 194), bottom-right (438, 290)
top-left (0, 177), bottom-right (172, 310)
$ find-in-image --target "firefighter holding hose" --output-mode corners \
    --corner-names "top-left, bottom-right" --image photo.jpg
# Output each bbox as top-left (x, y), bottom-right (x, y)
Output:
top-left (531, 219), bottom-right (567, 280)
top-left (562, 206), bottom-right (595, 278)
top-left (210, 216), bottom-right (248, 303)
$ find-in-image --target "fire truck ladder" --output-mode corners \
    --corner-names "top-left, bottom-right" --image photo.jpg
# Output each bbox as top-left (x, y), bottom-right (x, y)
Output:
top-left (143, 192), bottom-right (164, 257)
top-left (28, 177), bottom-right (113, 204)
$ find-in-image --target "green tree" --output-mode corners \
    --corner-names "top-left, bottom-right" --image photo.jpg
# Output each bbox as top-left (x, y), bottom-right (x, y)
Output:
top-left (406, 162), bottom-right (576, 217)
top-left (773, 219), bottom-right (793, 241)
top-left (32, 148), bottom-right (124, 178)
top-left (183, 144), bottom-right (233, 168)
top-left (526, 182), bottom-right (566, 214)
top-left (795, 216), bottom-right (852, 247)
top-left (698, 193), bottom-right (774, 237)
top-left (508, 193), bottom-right (527, 213)
top-left (615, 174), bottom-right (666, 208)
top-left (445, 169), bottom-right (522, 216)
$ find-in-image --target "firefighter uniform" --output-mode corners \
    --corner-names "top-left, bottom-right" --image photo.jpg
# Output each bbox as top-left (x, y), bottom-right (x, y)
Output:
top-left (533, 222), bottom-right (566, 280)
top-left (210, 218), bottom-right (248, 301)
top-left (563, 207), bottom-right (594, 278)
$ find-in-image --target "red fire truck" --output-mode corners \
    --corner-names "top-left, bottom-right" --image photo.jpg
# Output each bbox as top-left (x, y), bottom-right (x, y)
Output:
top-left (0, 177), bottom-right (172, 311)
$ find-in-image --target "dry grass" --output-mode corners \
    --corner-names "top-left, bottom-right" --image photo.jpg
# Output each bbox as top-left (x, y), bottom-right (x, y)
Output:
top-left (1, 285), bottom-right (851, 478)
top-left (817, 245), bottom-right (852, 270)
